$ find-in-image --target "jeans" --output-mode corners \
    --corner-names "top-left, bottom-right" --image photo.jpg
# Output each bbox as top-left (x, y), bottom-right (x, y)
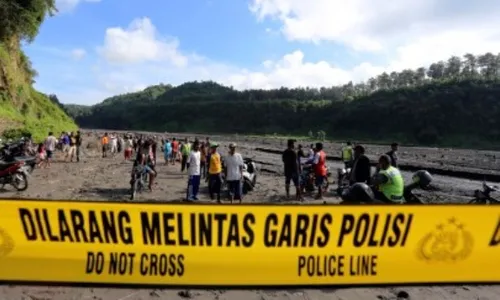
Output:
top-left (187, 175), bottom-right (201, 200)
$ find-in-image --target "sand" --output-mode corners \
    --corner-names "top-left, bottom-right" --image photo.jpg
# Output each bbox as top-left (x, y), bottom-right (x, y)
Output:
top-left (1, 133), bottom-right (499, 300)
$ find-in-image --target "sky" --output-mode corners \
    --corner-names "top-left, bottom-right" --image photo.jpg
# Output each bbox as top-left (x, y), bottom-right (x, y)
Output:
top-left (23, 0), bottom-right (500, 105)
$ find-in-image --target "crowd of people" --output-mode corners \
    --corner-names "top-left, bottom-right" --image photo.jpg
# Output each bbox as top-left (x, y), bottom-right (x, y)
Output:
top-left (281, 139), bottom-right (403, 204)
top-left (35, 131), bottom-right (83, 168)
top-left (32, 130), bottom-right (404, 204)
top-left (97, 133), bottom-right (247, 203)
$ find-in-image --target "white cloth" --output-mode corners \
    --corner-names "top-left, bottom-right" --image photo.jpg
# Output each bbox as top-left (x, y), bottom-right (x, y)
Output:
top-left (44, 136), bottom-right (57, 151)
top-left (224, 153), bottom-right (244, 181)
top-left (188, 151), bottom-right (201, 176)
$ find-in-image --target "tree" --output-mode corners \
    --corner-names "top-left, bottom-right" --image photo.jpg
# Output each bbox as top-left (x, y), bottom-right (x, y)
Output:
top-left (0, 0), bottom-right (57, 43)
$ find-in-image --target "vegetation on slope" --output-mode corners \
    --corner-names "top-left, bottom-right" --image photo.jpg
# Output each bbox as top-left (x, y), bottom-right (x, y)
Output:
top-left (0, 0), bottom-right (77, 141)
top-left (66, 52), bottom-right (500, 149)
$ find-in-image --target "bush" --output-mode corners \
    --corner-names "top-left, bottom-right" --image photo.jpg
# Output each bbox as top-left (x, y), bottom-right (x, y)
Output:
top-left (2, 127), bottom-right (32, 140)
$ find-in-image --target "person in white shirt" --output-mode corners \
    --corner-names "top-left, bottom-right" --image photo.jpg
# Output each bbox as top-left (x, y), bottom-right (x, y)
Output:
top-left (224, 143), bottom-right (244, 203)
top-left (110, 134), bottom-right (118, 154)
top-left (186, 141), bottom-right (201, 201)
top-left (44, 132), bottom-right (58, 167)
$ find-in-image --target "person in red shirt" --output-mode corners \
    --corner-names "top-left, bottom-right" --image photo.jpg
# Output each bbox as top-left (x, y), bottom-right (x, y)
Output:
top-left (171, 138), bottom-right (179, 165)
top-left (312, 142), bottom-right (327, 200)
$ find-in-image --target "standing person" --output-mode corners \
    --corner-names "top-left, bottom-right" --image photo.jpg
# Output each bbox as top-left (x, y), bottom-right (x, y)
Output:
top-left (75, 131), bottom-right (82, 162)
top-left (180, 138), bottom-right (191, 172)
top-left (44, 132), bottom-right (57, 168)
top-left (101, 133), bottom-right (109, 158)
top-left (208, 143), bottom-right (222, 203)
top-left (36, 143), bottom-right (47, 168)
top-left (282, 139), bottom-right (301, 201)
top-left (386, 142), bottom-right (399, 168)
top-left (224, 143), bottom-right (244, 203)
top-left (110, 133), bottom-right (118, 155)
top-left (200, 142), bottom-right (207, 179)
top-left (66, 132), bottom-right (77, 162)
top-left (186, 142), bottom-right (201, 201)
top-left (151, 137), bottom-right (158, 165)
top-left (312, 142), bottom-right (327, 200)
top-left (349, 145), bottom-right (371, 185)
top-left (62, 132), bottom-right (70, 154)
top-left (163, 139), bottom-right (172, 165)
top-left (342, 141), bottom-right (354, 168)
top-left (124, 136), bottom-right (133, 160)
top-left (171, 138), bottom-right (179, 165)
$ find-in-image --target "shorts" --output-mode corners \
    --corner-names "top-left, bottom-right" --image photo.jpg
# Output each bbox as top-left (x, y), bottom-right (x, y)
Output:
top-left (285, 173), bottom-right (299, 187)
top-left (46, 150), bottom-right (53, 159)
top-left (227, 180), bottom-right (242, 198)
top-left (315, 175), bottom-right (326, 187)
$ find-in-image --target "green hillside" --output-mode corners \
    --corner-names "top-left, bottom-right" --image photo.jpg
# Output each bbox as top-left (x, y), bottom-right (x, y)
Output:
top-left (0, 0), bottom-right (77, 141)
top-left (66, 53), bottom-right (500, 149)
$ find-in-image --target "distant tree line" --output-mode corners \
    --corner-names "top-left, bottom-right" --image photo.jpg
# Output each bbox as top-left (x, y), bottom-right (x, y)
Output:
top-left (64, 52), bottom-right (500, 149)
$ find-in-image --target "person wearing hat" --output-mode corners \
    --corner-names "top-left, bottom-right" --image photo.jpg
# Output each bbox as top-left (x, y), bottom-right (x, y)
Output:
top-left (208, 142), bottom-right (222, 202)
top-left (224, 143), bottom-right (244, 203)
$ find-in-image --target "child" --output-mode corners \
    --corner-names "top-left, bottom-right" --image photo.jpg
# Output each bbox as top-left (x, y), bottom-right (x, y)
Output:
top-left (36, 143), bottom-right (47, 168)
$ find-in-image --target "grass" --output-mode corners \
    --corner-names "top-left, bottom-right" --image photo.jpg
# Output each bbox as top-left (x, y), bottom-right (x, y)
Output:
top-left (0, 42), bottom-right (77, 142)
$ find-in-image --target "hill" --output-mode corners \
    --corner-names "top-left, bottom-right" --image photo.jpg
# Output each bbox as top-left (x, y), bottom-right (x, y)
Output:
top-left (66, 52), bottom-right (500, 149)
top-left (0, 0), bottom-right (77, 141)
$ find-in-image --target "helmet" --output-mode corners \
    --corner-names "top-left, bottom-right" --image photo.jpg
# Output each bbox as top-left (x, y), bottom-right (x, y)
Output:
top-left (411, 170), bottom-right (432, 189)
top-left (341, 182), bottom-right (375, 203)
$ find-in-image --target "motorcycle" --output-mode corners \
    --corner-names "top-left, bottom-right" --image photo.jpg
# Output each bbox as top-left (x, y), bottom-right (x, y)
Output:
top-left (339, 170), bottom-right (433, 204)
top-left (299, 165), bottom-right (331, 193)
top-left (0, 160), bottom-right (29, 191)
top-left (130, 165), bottom-right (149, 200)
top-left (468, 182), bottom-right (499, 204)
top-left (0, 141), bottom-right (37, 174)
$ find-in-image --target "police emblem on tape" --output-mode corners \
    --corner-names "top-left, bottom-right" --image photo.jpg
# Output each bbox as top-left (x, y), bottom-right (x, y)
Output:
top-left (0, 227), bottom-right (15, 258)
top-left (416, 217), bottom-right (473, 262)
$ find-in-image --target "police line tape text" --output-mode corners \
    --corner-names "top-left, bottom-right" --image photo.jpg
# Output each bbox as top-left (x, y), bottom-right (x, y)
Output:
top-left (85, 251), bottom-right (184, 277)
top-left (298, 255), bottom-right (377, 277)
top-left (19, 208), bottom-right (413, 248)
top-left (490, 217), bottom-right (500, 247)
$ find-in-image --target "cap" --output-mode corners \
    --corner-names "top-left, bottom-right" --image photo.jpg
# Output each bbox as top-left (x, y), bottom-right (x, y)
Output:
top-left (229, 142), bottom-right (237, 148)
top-left (210, 142), bottom-right (219, 148)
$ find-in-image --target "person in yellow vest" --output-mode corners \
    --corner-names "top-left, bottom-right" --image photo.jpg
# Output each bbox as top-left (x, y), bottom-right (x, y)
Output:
top-left (371, 154), bottom-right (405, 204)
top-left (341, 141), bottom-right (354, 168)
top-left (180, 138), bottom-right (191, 172)
top-left (208, 143), bottom-right (222, 203)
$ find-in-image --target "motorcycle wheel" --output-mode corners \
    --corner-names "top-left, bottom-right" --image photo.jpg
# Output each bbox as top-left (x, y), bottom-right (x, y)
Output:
top-left (12, 172), bottom-right (28, 191)
top-left (243, 179), bottom-right (253, 194)
top-left (130, 175), bottom-right (140, 200)
top-left (467, 198), bottom-right (485, 204)
top-left (251, 173), bottom-right (257, 186)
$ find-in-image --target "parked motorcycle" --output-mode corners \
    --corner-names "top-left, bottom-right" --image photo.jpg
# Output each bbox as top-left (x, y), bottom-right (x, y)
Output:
top-left (130, 165), bottom-right (149, 200)
top-left (468, 182), bottom-right (499, 204)
top-left (339, 170), bottom-right (433, 204)
top-left (0, 160), bottom-right (29, 191)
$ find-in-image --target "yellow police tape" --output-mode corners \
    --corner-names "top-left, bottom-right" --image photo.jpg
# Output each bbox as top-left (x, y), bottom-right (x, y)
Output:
top-left (0, 199), bottom-right (499, 286)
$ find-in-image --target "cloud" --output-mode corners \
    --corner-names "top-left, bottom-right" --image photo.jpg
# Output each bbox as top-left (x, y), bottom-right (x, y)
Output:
top-left (249, 0), bottom-right (500, 67)
top-left (97, 17), bottom-right (188, 67)
top-left (56, 0), bottom-right (101, 12)
top-left (71, 48), bottom-right (86, 60)
top-left (38, 0), bottom-right (500, 105)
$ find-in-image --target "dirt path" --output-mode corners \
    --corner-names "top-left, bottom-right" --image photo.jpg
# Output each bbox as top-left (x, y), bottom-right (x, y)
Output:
top-left (1, 138), bottom-right (500, 299)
